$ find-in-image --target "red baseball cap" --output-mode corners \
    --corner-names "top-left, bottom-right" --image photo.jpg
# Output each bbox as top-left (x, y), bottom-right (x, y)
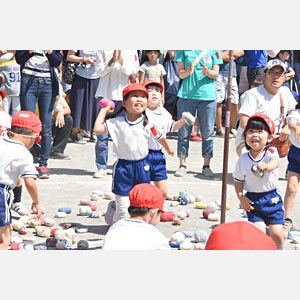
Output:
top-left (0, 89), bottom-right (7, 99)
top-left (247, 114), bottom-right (275, 135)
top-left (122, 83), bottom-right (149, 99)
top-left (142, 80), bottom-right (164, 92)
top-left (205, 221), bottom-right (277, 250)
top-left (129, 183), bottom-right (165, 212)
top-left (11, 111), bottom-right (42, 143)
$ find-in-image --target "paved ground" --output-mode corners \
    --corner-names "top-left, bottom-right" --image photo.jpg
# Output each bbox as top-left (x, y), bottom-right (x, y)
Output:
top-left (11, 132), bottom-right (300, 250)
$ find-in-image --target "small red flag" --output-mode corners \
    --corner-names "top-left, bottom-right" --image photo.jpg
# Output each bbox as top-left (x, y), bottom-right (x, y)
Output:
top-left (216, 51), bottom-right (220, 59)
top-left (151, 127), bottom-right (157, 136)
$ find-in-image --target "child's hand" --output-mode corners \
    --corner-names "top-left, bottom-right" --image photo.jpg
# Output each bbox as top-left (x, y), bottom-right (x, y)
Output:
top-left (167, 148), bottom-right (174, 156)
top-left (105, 102), bottom-right (115, 113)
top-left (32, 203), bottom-right (42, 218)
top-left (257, 162), bottom-right (269, 172)
top-left (239, 195), bottom-right (254, 212)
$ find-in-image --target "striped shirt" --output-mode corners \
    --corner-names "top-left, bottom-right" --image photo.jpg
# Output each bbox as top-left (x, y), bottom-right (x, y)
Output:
top-left (22, 51), bottom-right (51, 77)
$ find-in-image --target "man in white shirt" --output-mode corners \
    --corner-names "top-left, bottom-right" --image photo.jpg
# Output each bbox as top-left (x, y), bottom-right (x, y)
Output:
top-left (236, 59), bottom-right (296, 155)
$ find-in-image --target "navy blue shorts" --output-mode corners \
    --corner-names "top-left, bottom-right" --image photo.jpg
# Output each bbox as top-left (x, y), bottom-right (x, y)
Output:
top-left (0, 184), bottom-right (12, 227)
top-left (147, 149), bottom-right (168, 181)
top-left (287, 145), bottom-right (300, 175)
top-left (245, 189), bottom-right (284, 226)
top-left (112, 157), bottom-right (150, 196)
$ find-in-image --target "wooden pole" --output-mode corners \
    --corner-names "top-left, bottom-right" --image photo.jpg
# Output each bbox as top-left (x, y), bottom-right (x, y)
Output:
top-left (220, 50), bottom-right (234, 224)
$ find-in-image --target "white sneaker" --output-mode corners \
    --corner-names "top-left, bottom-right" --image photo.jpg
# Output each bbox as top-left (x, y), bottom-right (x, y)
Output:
top-left (93, 169), bottom-right (107, 178)
top-left (202, 166), bottom-right (214, 177)
top-left (11, 202), bottom-right (29, 216)
top-left (174, 166), bottom-right (187, 177)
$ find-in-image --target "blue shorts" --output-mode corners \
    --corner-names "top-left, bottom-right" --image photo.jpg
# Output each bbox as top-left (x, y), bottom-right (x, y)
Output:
top-left (245, 189), bottom-right (284, 226)
top-left (112, 157), bottom-right (150, 196)
top-left (147, 149), bottom-right (168, 181)
top-left (0, 184), bottom-right (12, 227)
top-left (287, 145), bottom-right (300, 175)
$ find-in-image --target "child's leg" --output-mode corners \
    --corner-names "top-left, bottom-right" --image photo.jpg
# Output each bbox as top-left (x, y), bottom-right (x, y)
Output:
top-left (253, 221), bottom-right (266, 233)
top-left (113, 194), bottom-right (130, 224)
top-left (283, 171), bottom-right (300, 219)
top-left (13, 177), bottom-right (22, 204)
top-left (153, 180), bottom-right (168, 198)
top-left (268, 224), bottom-right (284, 249)
top-left (0, 225), bottom-right (11, 250)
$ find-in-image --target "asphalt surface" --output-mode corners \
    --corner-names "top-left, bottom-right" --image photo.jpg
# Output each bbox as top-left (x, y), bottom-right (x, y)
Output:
top-left (10, 132), bottom-right (300, 250)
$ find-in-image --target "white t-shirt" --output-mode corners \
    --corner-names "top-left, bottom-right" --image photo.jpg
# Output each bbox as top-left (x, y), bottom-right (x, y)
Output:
top-left (0, 138), bottom-right (37, 189)
top-left (102, 219), bottom-right (171, 250)
top-left (233, 147), bottom-right (280, 193)
top-left (140, 61), bottom-right (166, 82)
top-left (146, 107), bottom-right (174, 151)
top-left (0, 111), bottom-right (11, 138)
top-left (239, 85), bottom-right (296, 134)
top-left (105, 114), bottom-right (163, 160)
top-left (287, 109), bottom-right (300, 148)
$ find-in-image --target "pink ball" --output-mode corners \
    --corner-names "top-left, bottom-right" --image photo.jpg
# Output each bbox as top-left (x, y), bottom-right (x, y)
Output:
top-left (11, 242), bottom-right (20, 250)
top-left (33, 215), bottom-right (45, 225)
top-left (203, 209), bottom-right (214, 219)
top-left (44, 217), bottom-right (55, 227)
top-left (89, 202), bottom-right (97, 211)
top-left (80, 199), bottom-right (91, 206)
top-left (99, 98), bottom-right (115, 110)
top-left (33, 207), bottom-right (45, 214)
top-left (129, 73), bottom-right (137, 83)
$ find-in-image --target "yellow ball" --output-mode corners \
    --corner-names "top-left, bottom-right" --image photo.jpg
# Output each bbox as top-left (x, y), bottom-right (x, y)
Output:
top-left (226, 203), bottom-right (231, 210)
top-left (195, 202), bottom-right (207, 209)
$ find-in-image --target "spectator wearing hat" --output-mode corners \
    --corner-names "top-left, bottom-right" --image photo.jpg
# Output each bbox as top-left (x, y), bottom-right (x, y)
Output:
top-left (102, 183), bottom-right (170, 250)
top-left (93, 83), bottom-right (172, 224)
top-left (275, 50), bottom-right (295, 89)
top-left (0, 110), bottom-right (42, 249)
top-left (235, 59), bottom-right (296, 156)
top-left (233, 114), bottom-right (284, 249)
top-left (205, 221), bottom-right (277, 250)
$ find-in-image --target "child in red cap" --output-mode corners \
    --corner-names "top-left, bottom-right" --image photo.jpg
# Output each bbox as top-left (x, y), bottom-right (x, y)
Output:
top-left (0, 110), bottom-right (42, 249)
top-left (143, 80), bottom-right (195, 198)
top-left (233, 114), bottom-right (284, 249)
top-left (102, 183), bottom-right (170, 250)
top-left (93, 83), bottom-right (173, 224)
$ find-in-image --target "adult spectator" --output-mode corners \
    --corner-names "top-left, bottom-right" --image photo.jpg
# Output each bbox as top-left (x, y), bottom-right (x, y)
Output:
top-left (293, 50), bottom-right (300, 91)
top-left (235, 59), bottom-right (296, 156)
top-left (246, 50), bottom-right (268, 88)
top-left (67, 50), bottom-right (99, 145)
top-left (15, 50), bottom-right (62, 179)
top-left (215, 50), bottom-right (244, 138)
top-left (174, 50), bottom-right (223, 178)
top-left (93, 50), bottom-right (139, 178)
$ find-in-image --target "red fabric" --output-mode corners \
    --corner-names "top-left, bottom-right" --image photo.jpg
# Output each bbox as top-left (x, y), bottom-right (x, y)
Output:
top-left (129, 183), bottom-right (165, 212)
top-left (247, 114), bottom-right (275, 135)
top-left (11, 111), bottom-right (42, 134)
top-left (0, 89), bottom-right (7, 99)
top-left (122, 83), bottom-right (149, 99)
top-left (205, 221), bottom-right (277, 250)
top-left (142, 80), bottom-right (164, 92)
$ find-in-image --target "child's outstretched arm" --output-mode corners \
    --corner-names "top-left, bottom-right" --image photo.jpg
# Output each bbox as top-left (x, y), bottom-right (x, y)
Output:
top-left (93, 104), bottom-right (114, 135)
top-left (157, 137), bottom-right (174, 156)
top-left (172, 112), bottom-right (195, 132)
top-left (234, 181), bottom-right (254, 212)
top-left (24, 177), bottom-right (42, 218)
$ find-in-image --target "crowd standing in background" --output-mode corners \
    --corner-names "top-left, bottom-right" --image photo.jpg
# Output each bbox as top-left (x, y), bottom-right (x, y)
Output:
top-left (1, 49), bottom-right (299, 249)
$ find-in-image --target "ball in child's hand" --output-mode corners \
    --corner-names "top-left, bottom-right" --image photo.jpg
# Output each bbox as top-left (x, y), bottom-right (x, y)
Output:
top-left (99, 98), bottom-right (115, 110)
top-left (129, 73), bottom-right (137, 83)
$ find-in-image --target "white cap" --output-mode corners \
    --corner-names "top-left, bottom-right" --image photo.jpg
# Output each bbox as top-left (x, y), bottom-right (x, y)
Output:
top-left (264, 59), bottom-right (286, 72)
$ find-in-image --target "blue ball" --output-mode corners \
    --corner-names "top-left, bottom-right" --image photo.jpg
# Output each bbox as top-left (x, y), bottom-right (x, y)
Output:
top-left (58, 207), bottom-right (72, 214)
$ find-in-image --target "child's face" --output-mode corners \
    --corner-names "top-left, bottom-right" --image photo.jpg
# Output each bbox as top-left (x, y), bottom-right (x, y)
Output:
top-left (245, 128), bottom-right (271, 152)
top-left (280, 51), bottom-right (290, 61)
top-left (122, 90), bottom-right (147, 115)
top-left (147, 86), bottom-right (162, 109)
top-left (146, 51), bottom-right (159, 63)
top-left (10, 131), bottom-right (39, 149)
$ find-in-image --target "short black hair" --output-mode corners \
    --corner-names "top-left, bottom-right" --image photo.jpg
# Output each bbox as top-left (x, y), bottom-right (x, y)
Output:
top-left (128, 206), bottom-right (151, 217)
top-left (243, 117), bottom-right (272, 150)
top-left (145, 83), bottom-right (162, 93)
top-left (10, 126), bottom-right (35, 135)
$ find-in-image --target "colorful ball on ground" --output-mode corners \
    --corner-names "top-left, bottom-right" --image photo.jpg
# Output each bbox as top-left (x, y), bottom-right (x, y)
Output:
top-left (194, 230), bottom-right (208, 243)
top-left (203, 208), bottom-right (213, 219)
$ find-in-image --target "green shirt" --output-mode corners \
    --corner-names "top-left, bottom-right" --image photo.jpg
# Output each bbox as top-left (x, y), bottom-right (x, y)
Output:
top-left (175, 50), bottom-right (223, 100)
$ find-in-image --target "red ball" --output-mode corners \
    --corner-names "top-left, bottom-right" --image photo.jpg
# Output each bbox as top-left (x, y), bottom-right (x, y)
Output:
top-left (160, 211), bottom-right (176, 222)
top-left (89, 202), bottom-right (97, 211)
top-left (129, 73), bottom-right (137, 83)
top-left (203, 208), bottom-right (213, 219)
top-left (99, 98), bottom-right (115, 110)
top-left (51, 228), bottom-right (59, 237)
top-left (11, 242), bottom-right (20, 250)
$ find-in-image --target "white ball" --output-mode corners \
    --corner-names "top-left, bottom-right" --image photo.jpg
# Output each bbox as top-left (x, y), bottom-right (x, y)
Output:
top-left (179, 239), bottom-right (194, 250)
top-left (64, 228), bottom-right (75, 237)
top-left (195, 195), bottom-right (202, 202)
top-left (104, 192), bottom-right (115, 200)
top-left (170, 231), bottom-right (186, 243)
top-left (23, 243), bottom-right (34, 251)
top-left (194, 243), bottom-right (206, 250)
top-left (170, 201), bottom-right (179, 207)
top-left (79, 206), bottom-right (92, 216)
top-left (177, 210), bottom-right (187, 220)
top-left (207, 202), bottom-right (218, 213)
top-left (92, 190), bottom-right (104, 197)
top-left (36, 226), bottom-right (51, 238)
top-left (55, 211), bottom-right (66, 218)
top-left (207, 213), bottom-right (219, 221)
top-left (11, 236), bottom-right (22, 244)
top-left (90, 194), bottom-right (100, 201)
top-left (188, 195), bottom-right (195, 204)
top-left (55, 230), bottom-right (66, 240)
